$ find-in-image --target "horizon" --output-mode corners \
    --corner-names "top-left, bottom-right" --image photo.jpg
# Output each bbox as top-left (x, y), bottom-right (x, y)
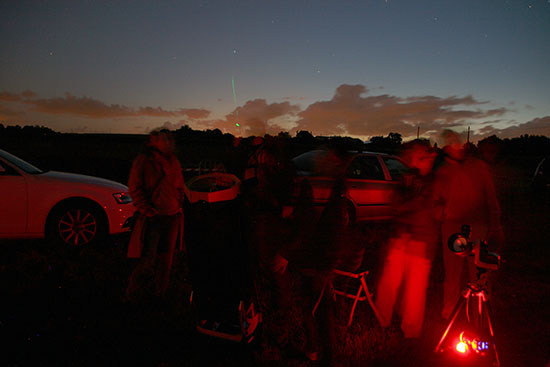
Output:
top-left (1, 1), bottom-right (549, 142)
top-left (3, 122), bottom-right (549, 147)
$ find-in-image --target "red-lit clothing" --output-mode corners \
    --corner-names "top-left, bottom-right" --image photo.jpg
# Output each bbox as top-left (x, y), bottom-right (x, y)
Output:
top-left (128, 148), bottom-right (184, 216)
top-left (376, 172), bottom-right (438, 338)
top-left (391, 172), bottom-right (439, 260)
top-left (126, 214), bottom-right (180, 298)
top-left (433, 157), bottom-right (500, 230)
top-left (126, 147), bottom-right (184, 300)
top-left (376, 235), bottom-right (432, 338)
top-left (433, 156), bottom-right (501, 318)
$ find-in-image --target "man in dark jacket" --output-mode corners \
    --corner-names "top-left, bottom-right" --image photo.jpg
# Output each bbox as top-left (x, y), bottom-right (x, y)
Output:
top-left (126, 129), bottom-right (184, 300)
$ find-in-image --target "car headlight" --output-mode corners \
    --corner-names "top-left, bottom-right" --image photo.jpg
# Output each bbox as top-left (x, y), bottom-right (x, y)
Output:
top-left (113, 192), bottom-right (133, 204)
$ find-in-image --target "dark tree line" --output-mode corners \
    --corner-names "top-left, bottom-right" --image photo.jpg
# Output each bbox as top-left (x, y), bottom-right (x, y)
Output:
top-left (0, 124), bottom-right (59, 137)
top-left (1, 123), bottom-right (549, 160)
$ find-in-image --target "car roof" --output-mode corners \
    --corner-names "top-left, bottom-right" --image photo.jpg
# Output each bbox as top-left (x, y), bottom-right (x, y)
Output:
top-left (292, 149), bottom-right (397, 174)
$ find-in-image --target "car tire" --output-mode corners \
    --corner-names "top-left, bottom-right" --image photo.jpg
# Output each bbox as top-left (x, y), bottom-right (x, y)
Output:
top-left (49, 202), bottom-right (107, 246)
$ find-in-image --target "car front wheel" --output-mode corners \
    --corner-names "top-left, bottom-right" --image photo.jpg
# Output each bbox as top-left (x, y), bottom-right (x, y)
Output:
top-left (50, 204), bottom-right (106, 246)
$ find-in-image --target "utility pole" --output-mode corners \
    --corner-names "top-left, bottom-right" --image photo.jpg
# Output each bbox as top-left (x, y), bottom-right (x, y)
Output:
top-left (467, 126), bottom-right (470, 143)
top-left (417, 126), bottom-right (420, 139)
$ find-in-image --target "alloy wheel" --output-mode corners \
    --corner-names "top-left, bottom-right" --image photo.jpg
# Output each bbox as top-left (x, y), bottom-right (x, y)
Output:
top-left (58, 208), bottom-right (97, 246)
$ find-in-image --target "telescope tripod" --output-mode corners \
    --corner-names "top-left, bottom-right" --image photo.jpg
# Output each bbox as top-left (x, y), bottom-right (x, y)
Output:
top-left (435, 271), bottom-right (500, 367)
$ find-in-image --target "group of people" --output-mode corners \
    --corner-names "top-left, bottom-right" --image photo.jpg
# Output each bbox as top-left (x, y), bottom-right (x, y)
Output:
top-left (376, 130), bottom-right (503, 342)
top-left (122, 128), bottom-right (503, 365)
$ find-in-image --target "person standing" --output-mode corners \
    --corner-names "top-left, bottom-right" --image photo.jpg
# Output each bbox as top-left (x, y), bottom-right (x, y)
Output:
top-left (433, 130), bottom-right (502, 319)
top-left (375, 140), bottom-right (438, 339)
top-left (126, 129), bottom-right (185, 301)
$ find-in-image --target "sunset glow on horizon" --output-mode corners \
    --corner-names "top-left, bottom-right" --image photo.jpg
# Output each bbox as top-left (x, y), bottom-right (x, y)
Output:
top-left (1, 0), bottom-right (549, 142)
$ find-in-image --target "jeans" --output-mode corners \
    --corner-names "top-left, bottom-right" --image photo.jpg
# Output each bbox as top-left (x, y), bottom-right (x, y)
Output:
top-left (376, 234), bottom-right (432, 338)
top-left (127, 214), bottom-right (180, 299)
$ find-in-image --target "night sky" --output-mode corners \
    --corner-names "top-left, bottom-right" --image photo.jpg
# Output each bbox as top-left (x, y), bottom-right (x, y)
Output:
top-left (1, 0), bottom-right (549, 142)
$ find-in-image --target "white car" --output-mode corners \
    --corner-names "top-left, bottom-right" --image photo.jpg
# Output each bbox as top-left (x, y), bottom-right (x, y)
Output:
top-left (0, 149), bottom-right (135, 246)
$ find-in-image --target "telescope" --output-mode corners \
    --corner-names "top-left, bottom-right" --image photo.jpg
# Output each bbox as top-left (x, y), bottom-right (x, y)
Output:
top-left (447, 224), bottom-right (500, 271)
top-left (435, 224), bottom-right (502, 366)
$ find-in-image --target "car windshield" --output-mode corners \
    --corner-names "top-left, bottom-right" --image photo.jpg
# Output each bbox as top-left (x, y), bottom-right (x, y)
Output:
top-left (292, 150), bottom-right (325, 174)
top-left (382, 157), bottom-right (409, 181)
top-left (0, 150), bottom-right (43, 174)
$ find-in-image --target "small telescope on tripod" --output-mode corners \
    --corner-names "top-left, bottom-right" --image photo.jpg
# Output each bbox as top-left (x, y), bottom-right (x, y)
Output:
top-left (447, 224), bottom-right (500, 271)
top-left (435, 225), bottom-right (501, 367)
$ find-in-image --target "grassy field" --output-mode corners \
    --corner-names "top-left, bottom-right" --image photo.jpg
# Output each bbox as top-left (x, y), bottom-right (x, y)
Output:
top-left (0, 138), bottom-right (548, 366)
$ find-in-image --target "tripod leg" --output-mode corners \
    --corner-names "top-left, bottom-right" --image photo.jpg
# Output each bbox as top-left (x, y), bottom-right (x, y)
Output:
top-left (483, 298), bottom-right (500, 367)
top-left (435, 295), bottom-right (467, 353)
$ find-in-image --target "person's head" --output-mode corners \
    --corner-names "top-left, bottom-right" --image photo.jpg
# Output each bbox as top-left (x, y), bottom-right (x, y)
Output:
top-left (401, 139), bottom-right (436, 176)
top-left (148, 129), bottom-right (175, 155)
top-left (441, 129), bottom-right (464, 161)
top-left (478, 136), bottom-right (501, 164)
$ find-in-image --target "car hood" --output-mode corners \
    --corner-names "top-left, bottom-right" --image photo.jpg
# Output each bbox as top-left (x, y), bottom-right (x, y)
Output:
top-left (40, 171), bottom-right (128, 191)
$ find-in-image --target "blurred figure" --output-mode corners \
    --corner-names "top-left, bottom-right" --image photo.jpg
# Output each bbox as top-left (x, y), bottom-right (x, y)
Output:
top-left (292, 177), bottom-right (349, 365)
top-left (375, 140), bottom-right (438, 339)
top-left (126, 129), bottom-right (185, 300)
top-left (242, 138), bottom-right (296, 313)
top-left (283, 144), bottom-right (349, 363)
top-left (433, 130), bottom-right (503, 319)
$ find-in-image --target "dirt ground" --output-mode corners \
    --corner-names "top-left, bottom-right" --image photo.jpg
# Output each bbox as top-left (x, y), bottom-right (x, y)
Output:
top-left (1, 165), bottom-right (549, 367)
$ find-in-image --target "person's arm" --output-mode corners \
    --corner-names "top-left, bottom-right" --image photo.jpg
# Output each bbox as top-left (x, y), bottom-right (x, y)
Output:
top-left (128, 155), bottom-right (157, 216)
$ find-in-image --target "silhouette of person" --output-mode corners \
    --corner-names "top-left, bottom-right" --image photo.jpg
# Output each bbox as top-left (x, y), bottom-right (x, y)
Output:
top-left (287, 165), bottom-right (349, 364)
top-left (375, 139), bottom-right (438, 338)
top-left (126, 129), bottom-right (184, 300)
top-left (433, 130), bottom-right (502, 319)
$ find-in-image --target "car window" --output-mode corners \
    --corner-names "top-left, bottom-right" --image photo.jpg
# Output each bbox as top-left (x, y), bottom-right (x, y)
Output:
top-left (292, 150), bottom-right (327, 176)
top-left (383, 157), bottom-right (409, 181)
top-left (0, 150), bottom-right (42, 174)
top-left (535, 158), bottom-right (547, 177)
top-left (346, 155), bottom-right (385, 180)
top-left (0, 160), bottom-right (21, 176)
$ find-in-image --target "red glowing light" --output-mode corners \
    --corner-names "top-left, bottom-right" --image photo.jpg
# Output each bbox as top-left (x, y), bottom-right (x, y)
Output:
top-left (455, 330), bottom-right (491, 356)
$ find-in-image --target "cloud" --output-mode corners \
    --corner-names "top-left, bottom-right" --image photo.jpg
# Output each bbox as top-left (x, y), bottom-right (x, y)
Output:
top-left (136, 106), bottom-right (210, 119)
top-left (281, 96), bottom-right (309, 101)
top-left (293, 84), bottom-right (509, 139)
top-left (159, 121), bottom-right (184, 130)
top-left (3, 87), bottom-right (545, 140)
top-left (21, 90), bottom-right (37, 99)
top-left (0, 92), bottom-right (21, 102)
top-left (1, 90), bottom-right (210, 120)
top-left (475, 116), bottom-right (550, 139)
top-left (0, 104), bottom-right (22, 120)
top-left (199, 98), bottom-right (300, 136)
